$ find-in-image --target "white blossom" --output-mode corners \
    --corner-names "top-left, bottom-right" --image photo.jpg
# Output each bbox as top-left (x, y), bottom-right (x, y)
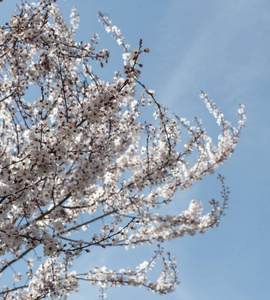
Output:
top-left (0, 2), bottom-right (246, 299)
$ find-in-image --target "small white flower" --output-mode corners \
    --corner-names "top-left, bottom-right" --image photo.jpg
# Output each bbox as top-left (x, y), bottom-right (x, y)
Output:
top-left (43, 242), bottom-right (58, 256)
top-left (13, 273), bottom-right (22, 282)
top-left (53, 221), bottom-right (64, 232)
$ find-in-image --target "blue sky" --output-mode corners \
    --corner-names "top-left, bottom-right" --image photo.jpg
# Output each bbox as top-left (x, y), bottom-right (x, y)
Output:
top-left (1, 0), bottom-right (269, 299)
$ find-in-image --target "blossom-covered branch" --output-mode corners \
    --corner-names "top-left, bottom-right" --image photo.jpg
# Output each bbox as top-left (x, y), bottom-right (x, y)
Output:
top-left (0, 0), bottom-right (246, 298)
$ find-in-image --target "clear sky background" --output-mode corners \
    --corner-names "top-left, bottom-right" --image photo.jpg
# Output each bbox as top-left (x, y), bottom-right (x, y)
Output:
top-left (1, 0), bottom-right (270, 300)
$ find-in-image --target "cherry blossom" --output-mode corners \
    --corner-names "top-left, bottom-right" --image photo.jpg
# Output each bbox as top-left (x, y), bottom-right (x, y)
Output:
top-left (0, 0), bottom-right (246, 299)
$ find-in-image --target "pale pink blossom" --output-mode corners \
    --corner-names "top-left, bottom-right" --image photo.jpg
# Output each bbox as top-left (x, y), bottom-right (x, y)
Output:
top-left (0, 2), bottom-right (246, 299)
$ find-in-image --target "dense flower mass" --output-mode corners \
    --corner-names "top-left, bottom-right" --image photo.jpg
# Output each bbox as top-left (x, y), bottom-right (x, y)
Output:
top-left (0, 0), bottom-right (246, 299)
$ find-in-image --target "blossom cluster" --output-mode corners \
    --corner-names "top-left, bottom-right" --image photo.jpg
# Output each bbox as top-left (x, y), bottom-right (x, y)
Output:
top-left (0, 0), bottom-right (246, 298)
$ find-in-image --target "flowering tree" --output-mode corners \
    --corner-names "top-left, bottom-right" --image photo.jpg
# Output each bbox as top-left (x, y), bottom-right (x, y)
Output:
top-left (0, 0), bottom-right (246, 299)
